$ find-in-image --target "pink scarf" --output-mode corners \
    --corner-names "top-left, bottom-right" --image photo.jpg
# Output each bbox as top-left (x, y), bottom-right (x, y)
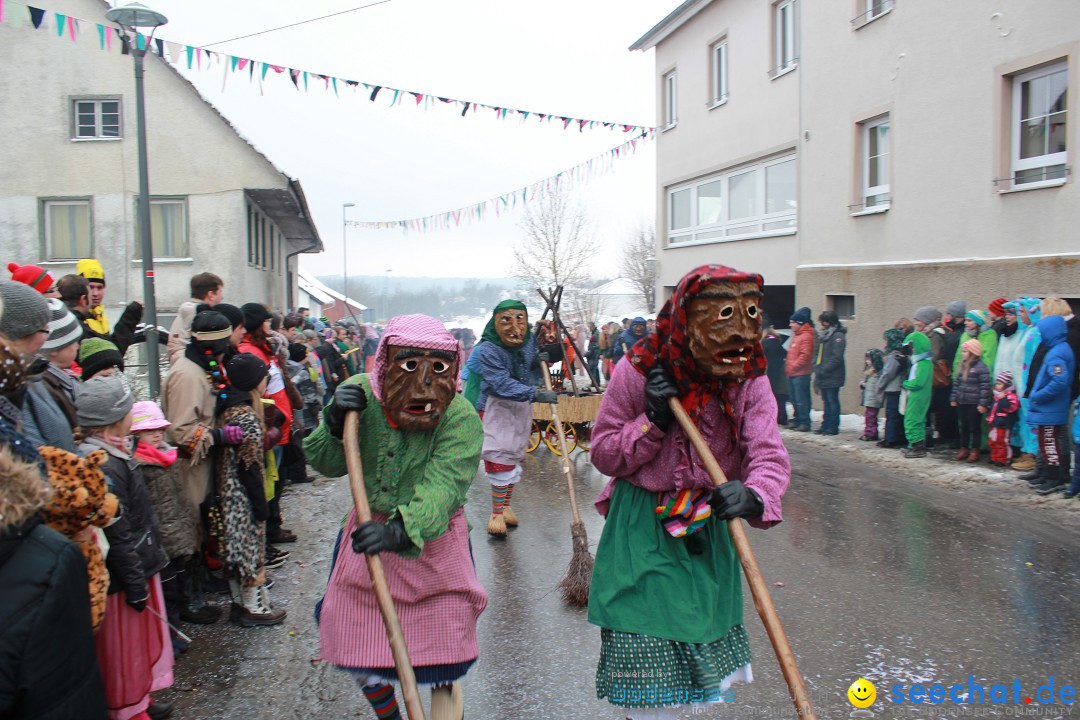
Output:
top-left (134, 442), bottom-right (178, 468)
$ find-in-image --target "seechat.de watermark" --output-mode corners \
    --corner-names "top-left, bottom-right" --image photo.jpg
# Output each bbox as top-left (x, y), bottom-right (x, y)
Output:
top-left (889, 676), bottom-right (1077, 707)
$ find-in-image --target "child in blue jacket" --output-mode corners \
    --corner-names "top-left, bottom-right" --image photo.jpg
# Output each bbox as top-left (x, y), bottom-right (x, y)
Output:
top-left (1026, 315), bottom-right (1075, 495)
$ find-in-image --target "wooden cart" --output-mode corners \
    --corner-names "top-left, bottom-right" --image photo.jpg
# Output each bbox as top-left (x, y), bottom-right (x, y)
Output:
top-left (528, 392), bottom-right (603, 455)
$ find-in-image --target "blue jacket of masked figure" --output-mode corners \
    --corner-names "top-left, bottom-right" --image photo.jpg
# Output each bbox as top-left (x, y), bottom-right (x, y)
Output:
top-left (1027, 315), bottom-right (1074, 426)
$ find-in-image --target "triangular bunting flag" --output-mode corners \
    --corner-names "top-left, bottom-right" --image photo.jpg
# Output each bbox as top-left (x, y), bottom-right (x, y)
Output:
top-left (166, 40), bottom-right (181, 63)
top-left (28, 7), bottom-right (46, 29)
top-left (97, 22), bottom-right (106, 49)
top-left (54, 12), bottom-right (63, 35)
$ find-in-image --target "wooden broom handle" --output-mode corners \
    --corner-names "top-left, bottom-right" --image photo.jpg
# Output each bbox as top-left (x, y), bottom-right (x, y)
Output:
top-left (343, 412), bottom-right (426, 720)
top-left (539, 360), bottom-right (582, 524)
top-left (667, 398), bottom-right (818, 720)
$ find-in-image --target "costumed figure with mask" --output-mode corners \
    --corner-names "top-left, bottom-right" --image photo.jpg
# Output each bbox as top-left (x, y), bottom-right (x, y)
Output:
top-left (305, 314), bottom-right (488, 720)
top-left (587, 265), bottom-right (790, 720)
top-left (900, 331), bottom-right (934, 458)
top-left (462, 300), bottom-right (557, 538)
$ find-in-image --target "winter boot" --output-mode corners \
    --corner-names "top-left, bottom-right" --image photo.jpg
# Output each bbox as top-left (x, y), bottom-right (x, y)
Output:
top-left (1011, 453), bottom-right (1037, 472)
top-left (954, 448), bottom-right (970, 461)
top-left (430, 683), bottom-right (464, 720)
top-left (902, 441), bottom-right (927, 458)
top-left (487, 513), bottom-right (507, 538)
top-left (234, 585), bottom-right (286, 627)
top-left (1022, 457), bottom-right (1046, 484)
top-left (1035, 466), bottom-right (1066, 495)
top-left (967, 449), bottom-right (981, 463)
top-left (502, 505), bottom-right (519, 527)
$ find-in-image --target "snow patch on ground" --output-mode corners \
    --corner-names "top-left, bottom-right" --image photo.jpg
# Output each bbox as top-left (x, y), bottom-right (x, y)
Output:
top-left (783, 411), bottom-right (1080, 526)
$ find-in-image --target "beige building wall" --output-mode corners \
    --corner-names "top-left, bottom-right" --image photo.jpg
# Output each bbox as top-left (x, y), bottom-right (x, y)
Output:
top-left (797, 0), bottom-right (1080, 411)
top-left (644, 0), bottom-right (801, 293)
top-left (0, 0), bottom-right (304, 316)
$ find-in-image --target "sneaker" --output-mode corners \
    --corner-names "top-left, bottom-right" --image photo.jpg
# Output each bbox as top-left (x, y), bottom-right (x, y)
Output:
top-left (265, 547), bottom-right (289, 569)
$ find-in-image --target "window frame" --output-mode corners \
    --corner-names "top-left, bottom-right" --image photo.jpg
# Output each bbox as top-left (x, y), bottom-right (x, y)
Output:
top-left (1010, 61), bottom-right (1068, 188)
top-left (861, 115), bottom-right (891, 210)
top-left (134, 196), bottom-right (189, 259)
top-left (70, 96), bottom-right (122, 141)
top-left (41, 198), bottom-right (93, 260)
top-left (711, 40), bottom-right (729, 107)
top-left (663, 70), bottom-right (678, 129)
top-left (826, 293), bottom-right (856, 320)
top-left (665, 154), bottom-right (797, 247)
top-left (773, 0), bottom-right (798, 78)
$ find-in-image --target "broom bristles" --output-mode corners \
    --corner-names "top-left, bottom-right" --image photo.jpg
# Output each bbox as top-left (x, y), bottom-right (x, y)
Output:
top-left (559, 520), bottom-right (594, 607)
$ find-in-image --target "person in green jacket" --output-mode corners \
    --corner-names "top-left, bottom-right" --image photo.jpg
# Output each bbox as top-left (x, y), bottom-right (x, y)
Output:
top-left (902, 331), bottom-right (934, 458)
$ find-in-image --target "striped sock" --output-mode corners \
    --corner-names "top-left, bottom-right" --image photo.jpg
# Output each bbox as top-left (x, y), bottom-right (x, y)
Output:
top-left (362, 683), bottom-right (401, 719)
top-left (504, 483), bottom-right (515, 505)
top-left (491, 485), bottom-right (510, 514)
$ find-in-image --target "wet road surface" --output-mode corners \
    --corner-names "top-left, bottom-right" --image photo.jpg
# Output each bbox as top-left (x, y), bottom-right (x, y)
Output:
top-left (161, 439), bottom-right (1080, 719)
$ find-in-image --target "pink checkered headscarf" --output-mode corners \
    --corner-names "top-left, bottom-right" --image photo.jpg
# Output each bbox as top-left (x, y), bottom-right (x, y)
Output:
top-left (369, 314), bottom-right (461, 403)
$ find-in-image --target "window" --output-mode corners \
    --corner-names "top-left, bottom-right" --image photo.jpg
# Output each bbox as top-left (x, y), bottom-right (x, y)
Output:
top-left (666, 155), bottom-right (797, 245)
top-left (773, 0), bottom-right (797, 76)
top-left (866, 0), bottom-right (893, 20)
top-left (43, 199), bottom-right (91, 259)
top-left (72, 98), bottom-right (121, 139)
top-left (827, 294), bottom-right (856, 319)
top-left (663, 71), bottom-right (678, 128)
top-left (711, 41), bottom-right (728, 105)
top-left (1011, 62), bottom-right (1067, 186)
top-left (134, 198), bottom-right (188, 258)
top-left (860, 116), bottom-right (891, 209)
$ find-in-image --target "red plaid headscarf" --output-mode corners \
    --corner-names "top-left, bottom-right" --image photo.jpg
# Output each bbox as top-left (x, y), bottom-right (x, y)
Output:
top-left (627, 264), bottom-right (768, 431)
top-left (369, 314), bottom-right (461, 404)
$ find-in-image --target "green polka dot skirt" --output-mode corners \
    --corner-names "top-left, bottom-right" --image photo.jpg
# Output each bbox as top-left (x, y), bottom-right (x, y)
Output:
top-left (596, 625), bottom-right (752, 708)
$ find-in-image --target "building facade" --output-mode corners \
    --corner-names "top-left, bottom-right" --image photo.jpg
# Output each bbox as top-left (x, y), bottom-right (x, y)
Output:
top-left (635, 0), bottom-right (1078, 409)
top-left (0, 0), bottom-right (322, 330)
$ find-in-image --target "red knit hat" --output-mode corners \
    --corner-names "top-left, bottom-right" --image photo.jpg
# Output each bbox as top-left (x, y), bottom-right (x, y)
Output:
top-left (988, 297), bottom-right (1007, 317)
top-left (7, 262), bottom-right (55, 294)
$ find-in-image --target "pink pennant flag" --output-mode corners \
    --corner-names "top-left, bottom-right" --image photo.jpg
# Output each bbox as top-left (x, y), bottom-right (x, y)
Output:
top-left (69, 17), bottom-right (77, 40)
top-left (238, 57), bottom-right (248, 70)
top-left (196, 47), bottom-right (202, 69)
top-left (413, 92), bottom-right (424, 105)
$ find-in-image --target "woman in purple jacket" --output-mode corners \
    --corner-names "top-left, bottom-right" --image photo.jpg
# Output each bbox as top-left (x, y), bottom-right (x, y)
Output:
top-left (587, 265), bottom-right (791, 719)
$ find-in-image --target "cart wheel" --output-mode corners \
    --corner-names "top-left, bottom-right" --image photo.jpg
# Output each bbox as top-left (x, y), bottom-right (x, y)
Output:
top-left (527, 420), bottom-right (541, 453)
top-left (544, 421), bottom-right (577, 455)
top-left (576, 422), bottom-right (592, 452)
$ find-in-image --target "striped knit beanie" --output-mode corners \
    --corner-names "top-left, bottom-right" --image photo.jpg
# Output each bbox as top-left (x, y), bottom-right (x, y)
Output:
top-left (965, 309), bottom-right (990, 329)
top-left (41, 299), bottom-right (82, 352)
top-left (78, 337), bottom-right (124, 380)
top-left (996, 370), bottom-right (1013, 389)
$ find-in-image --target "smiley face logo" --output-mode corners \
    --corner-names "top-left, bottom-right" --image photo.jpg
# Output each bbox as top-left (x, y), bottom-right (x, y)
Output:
top-left (847, 678), bottom-right (876, 708)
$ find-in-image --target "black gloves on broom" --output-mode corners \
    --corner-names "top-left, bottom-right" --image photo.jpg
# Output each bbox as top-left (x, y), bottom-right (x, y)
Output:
top-left (709, 481), bottom-right (765, 520)
top-left (534, 388), bottom-right (558, 404)
top-left (326, 384), bottom-right (367, 438)
top-left (644, 368), bottom-right (678, 432)
top-left (352, 520), bottom-right (411, 555)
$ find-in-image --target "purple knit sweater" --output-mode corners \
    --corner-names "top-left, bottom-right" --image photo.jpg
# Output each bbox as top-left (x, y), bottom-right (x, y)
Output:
top-left (591, 359), bottom-right (790, 528)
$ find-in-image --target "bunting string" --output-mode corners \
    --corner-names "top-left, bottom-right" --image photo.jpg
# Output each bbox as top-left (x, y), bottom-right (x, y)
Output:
top-left (0, 1), bottom-right (655, 135)
top-left (346, 130), bottom-right (653, 234)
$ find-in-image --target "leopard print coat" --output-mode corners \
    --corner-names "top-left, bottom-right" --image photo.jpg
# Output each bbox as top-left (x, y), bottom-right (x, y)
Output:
top-left (38, 446), bottom-right (119, 632)
top-left (213, 404), bottom-right (265, 584)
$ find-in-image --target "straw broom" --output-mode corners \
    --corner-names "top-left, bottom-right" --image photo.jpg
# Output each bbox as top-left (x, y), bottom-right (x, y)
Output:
top-left (538, 359), bottom-right (594, 606)
top-left (344, 412), bottom-right (426, 720)
top-left (668, 398), bottom-right (818, 720)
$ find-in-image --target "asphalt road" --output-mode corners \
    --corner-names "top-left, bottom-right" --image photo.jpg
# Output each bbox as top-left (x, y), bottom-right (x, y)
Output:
top-left (161, 435), bottom-right (1080, 719)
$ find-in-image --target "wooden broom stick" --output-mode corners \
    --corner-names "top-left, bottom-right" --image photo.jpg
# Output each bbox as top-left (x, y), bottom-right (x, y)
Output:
top-left (668, 399), bottom-right (818, 720)
top-left (343, 412), bottom-right (426, 720)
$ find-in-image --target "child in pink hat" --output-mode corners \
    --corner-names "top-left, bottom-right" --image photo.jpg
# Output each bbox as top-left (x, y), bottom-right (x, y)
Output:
top-left (131, 400), bottom-right (200, 655)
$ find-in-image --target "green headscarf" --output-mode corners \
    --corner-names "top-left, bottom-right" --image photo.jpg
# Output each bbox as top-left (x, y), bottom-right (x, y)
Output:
top-left (464, 300), bottom-right (531, 408)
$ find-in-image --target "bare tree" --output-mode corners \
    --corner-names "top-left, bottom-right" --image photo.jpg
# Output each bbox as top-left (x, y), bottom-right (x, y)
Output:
top-left (512, 185), bottom-right (597, 294)
top-left (621, 226), bottom-right (658, 312)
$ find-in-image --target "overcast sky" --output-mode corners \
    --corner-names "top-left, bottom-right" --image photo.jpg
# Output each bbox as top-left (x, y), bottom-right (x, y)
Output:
top-left (137, 0), bottom-right (682, 280)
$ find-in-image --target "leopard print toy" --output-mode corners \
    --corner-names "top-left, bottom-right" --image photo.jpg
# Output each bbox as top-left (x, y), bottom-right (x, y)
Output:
top-left (38, 446), bottom-right (119, 632)
top-left (214, 404), bottom-right (266, 584)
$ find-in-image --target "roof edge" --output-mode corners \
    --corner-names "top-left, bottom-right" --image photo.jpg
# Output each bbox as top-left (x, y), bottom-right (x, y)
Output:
top-left (629, 0), bottom-right (715, 51)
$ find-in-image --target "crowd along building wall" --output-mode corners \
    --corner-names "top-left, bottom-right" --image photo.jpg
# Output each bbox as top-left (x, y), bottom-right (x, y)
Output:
top-left (0, 0), bottom-right (322, 328)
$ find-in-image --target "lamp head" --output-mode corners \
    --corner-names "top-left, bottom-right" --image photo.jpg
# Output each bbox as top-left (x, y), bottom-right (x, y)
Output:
top-left (105, 2), bottom-right (168, 29)
top-left (343, 202), bottom-right (356, 208)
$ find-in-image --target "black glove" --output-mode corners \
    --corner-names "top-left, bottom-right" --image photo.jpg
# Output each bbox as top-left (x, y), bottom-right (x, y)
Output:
top-left (126, 590), bottom-right (148, 613)
top-left (644, 368), bottom-right (678, 431)
top-left (536, 351), bottom-right (550, 364)
top-left (708, 481), bottom-right (765, 520)
top-left (326, 383), bottom-right (368, 438)
top-left (351, 520), bottom-right (412, 555)
top-left (534, 388), bottom-right (558, 404)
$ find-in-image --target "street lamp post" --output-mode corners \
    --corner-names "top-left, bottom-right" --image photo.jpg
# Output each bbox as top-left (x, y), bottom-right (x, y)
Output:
top-left (105, 2), bottom-right (167, 399)
top-left (342, 202), bottom-right (355, 324)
